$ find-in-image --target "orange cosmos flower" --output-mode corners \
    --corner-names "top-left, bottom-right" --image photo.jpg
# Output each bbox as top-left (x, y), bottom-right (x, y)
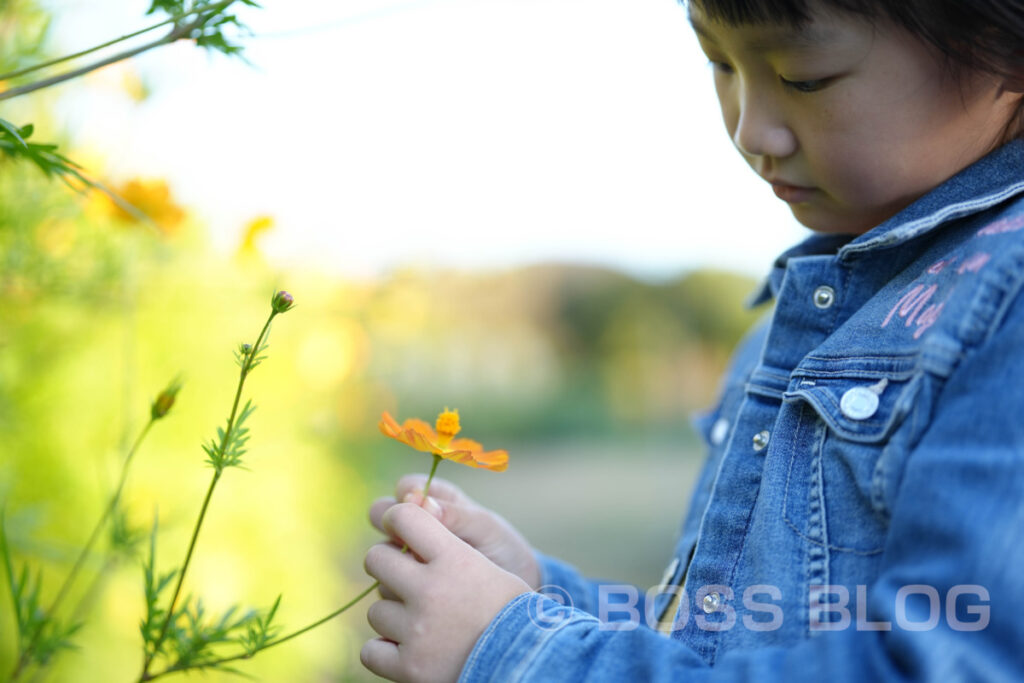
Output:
top-left (379, 408), bottom-right (509, 472)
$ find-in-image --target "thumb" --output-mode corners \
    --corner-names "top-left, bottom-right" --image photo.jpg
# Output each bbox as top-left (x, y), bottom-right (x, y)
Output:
top-left (396, 474), bottom-right (471, 506)
top-left (402, 490), bottom-right (444, 519)
top-left (402, 491), bottom-right (494, 549)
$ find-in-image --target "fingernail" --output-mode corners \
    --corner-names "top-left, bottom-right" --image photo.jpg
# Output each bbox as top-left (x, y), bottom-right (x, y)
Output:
top-left (422, 496), bottom-right (442, 518)
top-left (402, 492), bottom-right (419, 504)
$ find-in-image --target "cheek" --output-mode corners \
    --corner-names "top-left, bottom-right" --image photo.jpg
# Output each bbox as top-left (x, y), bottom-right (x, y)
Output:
top-left (805, 101), bottom-right (912, 200)
top-left (714, 80), bottom-right (739, 139)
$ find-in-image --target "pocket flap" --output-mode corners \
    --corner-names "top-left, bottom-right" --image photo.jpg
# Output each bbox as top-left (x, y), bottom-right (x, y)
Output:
top-left (783, 356), bottom-right (921, 443)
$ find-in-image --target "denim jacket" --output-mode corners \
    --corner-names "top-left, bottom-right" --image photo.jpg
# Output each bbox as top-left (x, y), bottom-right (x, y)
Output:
top-left (459, 139), bottom-right (1024, 682)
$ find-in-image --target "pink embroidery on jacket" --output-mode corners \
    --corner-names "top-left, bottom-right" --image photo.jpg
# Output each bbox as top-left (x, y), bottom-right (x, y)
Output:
top-left (927, 258), bottom-right (955, 275)
top-left (977, 215), bottom-right (1024, 236)
top-left (882, 284), bottom-right (938, 329)
top-left (957, 252), bottom-right (992, 274)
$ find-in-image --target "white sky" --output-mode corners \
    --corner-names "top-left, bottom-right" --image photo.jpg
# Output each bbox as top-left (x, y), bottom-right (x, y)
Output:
top-left (46, 0), bottom-right (808, 280)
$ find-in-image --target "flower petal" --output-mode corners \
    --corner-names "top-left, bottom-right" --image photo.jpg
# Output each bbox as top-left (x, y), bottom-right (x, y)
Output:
top-left (449, 438), bottom-right (483, 452)
top-left (381, 413), bottom-right (509, 471)
top-left (406, 428), bottom-right (442, 454)
top-left (380, 412), bottom-right (416, 448)
top-left (447, 438), bottom-right (508, 470)
top-left (472, 449), bottom-right (509, 472)
top-left (403, 418), bottom-right (438, 441)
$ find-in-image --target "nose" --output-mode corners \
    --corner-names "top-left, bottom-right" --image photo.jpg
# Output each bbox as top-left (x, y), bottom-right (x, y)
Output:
top-left (727, 84), bottom-right (797, 160)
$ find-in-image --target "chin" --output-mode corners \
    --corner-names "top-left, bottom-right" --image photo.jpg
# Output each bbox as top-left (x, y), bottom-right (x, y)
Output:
top-left (791, 205), bottom-right (875, 236)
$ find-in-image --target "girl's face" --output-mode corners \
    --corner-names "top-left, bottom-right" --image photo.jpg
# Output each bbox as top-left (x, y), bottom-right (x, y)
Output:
top-left (689, 2), bottom-right (1022, 235)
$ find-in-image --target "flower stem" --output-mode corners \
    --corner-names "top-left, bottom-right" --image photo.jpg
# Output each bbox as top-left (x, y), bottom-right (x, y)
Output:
top-left (142, 581), bottom-right (378, 681)
top-left (0, 4), bottom-right (187, 82)
top-left (0, 0), bottom-right (235, 102)
top-left (139, 456), bottom-right (446, 681)
top-left (424, 453), bottom-right (442, 494)
top-left (11, 417), bottom-right (156, 681)
top-left (139, 309), bottom-right (277, 680)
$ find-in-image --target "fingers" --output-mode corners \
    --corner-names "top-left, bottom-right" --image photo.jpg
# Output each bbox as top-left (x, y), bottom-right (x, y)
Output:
top-left (370, 473), bottom-right (466, 537)
top-left (414, 494), bottom-right (481, 545)
top-left (377, 581), bottom-right (400, 602)
top-left (366, 599), bottom-right (407, 644)
top-left (370, 495), bottom-right (442, 539)
top-left (381, 503), bottom-right (451, 563)
top-left (360, 637), bottom-right (402, 681)
top-left (369, 496), bottom-right (398, 535)
top-left (396, 474), bottom-right (470, 506)
top-left (364, 542), bottom-right (421, 601)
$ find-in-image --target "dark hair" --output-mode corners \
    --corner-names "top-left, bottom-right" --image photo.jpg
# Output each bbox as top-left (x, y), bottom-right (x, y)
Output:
top-left (688, 0), bottom-right (1024, 139)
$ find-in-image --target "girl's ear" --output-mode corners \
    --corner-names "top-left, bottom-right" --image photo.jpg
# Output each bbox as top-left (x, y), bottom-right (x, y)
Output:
top-left (999, 77), bottom-right (1024, 95)
top-left (997, 74), bottom-right (1024, 96)
top-left (1001, 52), bottom-right (1024, 93)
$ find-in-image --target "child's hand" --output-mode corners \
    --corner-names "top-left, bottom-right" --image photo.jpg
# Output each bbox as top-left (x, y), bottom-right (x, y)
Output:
top-left (369, 474), bottom-right (542, 590)
top-left (361, 503), bottom-right (531, 682)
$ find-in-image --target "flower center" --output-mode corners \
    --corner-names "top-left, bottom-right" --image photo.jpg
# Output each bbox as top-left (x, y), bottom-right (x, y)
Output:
top-left (435, 408), bottom-right (461, 445)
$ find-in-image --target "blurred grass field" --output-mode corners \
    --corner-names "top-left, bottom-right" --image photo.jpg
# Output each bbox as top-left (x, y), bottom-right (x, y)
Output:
top-left (0, 172), bottom-right (754, 681)
top-left (0, 76), bottom-right (758, 683)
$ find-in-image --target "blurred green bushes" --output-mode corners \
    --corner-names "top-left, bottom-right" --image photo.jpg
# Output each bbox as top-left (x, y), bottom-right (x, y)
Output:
top-left (0, 146), bottom-right (766, 679)
top-left (0, 0), bottom-right (763, 670)
top-left (0, 147), bottom-right (762, 678)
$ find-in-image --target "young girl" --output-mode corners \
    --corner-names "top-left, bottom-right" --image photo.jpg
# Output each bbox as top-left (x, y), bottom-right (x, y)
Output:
top-left (361, 1), bottom-right (1024, 680)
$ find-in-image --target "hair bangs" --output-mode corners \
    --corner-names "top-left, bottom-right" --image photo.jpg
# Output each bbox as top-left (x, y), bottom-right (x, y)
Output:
top-left (685, 0), bottom-right (886, 27)
top-left (687, 0), bottom-right (811, 26)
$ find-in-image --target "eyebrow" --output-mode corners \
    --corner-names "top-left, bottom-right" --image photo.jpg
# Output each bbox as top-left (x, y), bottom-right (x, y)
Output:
top-left (688, 13), bottom-right (838, 52)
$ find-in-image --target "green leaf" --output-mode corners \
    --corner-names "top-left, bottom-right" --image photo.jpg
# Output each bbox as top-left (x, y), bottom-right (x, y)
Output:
top-left (141, 512), bottom-right (180, 659)
top-left (239, 594), bottom-right (282, 655)
top-left (0, 117), bottom-right (29, 148)
top-left (1, 510), bottom-right (24, 642)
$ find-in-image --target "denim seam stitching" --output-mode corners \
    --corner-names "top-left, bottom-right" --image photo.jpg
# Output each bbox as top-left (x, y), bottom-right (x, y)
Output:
top-left (711, 439), bottom-right (769, 668)
top-left (839, 181), bottom-right (1024, 259)
top-left (783, 405), bottom-right (885, 556)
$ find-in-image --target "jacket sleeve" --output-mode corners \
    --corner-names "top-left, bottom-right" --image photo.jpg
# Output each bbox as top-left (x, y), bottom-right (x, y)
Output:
top-left (534, 552), bottom-right (650, 624)
top-left (459, 293), bottom-right (1024, 683)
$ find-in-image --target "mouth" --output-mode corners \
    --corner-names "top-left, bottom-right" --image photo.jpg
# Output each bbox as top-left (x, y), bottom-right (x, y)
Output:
top-left (768, 181), bottom-right (817, 204)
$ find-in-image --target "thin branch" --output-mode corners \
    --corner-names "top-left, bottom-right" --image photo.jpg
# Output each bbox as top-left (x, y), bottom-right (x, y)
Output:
top-left (0, 30), bottom-right (177, 102)
top-left (0, 16), bottom-right (177, 82)
top-left (0, 0), bottom-right (234, 103)
top-left (142, 582), bottom-right (379, 681)
top-left (140, 456), bottom-right (447, 681)
top-left (139, 309), bottom-right (277, 680)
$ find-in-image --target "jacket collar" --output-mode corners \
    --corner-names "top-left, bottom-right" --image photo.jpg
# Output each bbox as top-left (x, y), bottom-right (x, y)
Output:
top-left (750, 139), bottom-right (1024, 307)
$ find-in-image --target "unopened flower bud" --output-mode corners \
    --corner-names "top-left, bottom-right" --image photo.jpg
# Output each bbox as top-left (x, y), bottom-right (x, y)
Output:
top-left (151, 379), bottom-right (183, 420)
top-left (271, 290), bottom-right (294, 313)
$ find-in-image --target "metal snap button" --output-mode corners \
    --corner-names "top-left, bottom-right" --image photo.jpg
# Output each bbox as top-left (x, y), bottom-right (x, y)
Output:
top-left (710, 418), bottom-right (730, 446)
top-left (752, 430), bottom-right (771, 452)
top-left (813, 286), bottom-right (836, 309)
top-left (840, 386), bottom-right (880, 420)
top-left (702, 592), bottom-right (721, 614)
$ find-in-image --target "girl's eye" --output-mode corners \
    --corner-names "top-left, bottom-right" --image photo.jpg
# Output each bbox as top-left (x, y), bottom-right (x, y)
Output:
top-left (708, 60), bottom-right (734, 75)
top-left (780, 76), bottom-right (830, 93)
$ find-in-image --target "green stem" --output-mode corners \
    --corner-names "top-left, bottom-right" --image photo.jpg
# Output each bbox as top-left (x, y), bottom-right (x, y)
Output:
top-left (11, 418), bottom-right (156, 682)
top-left (50, 419), bottom-right (153, 617)
top-left (139, 309), bottom-right (277, 680)
top-left (0, 11), bottom-right (178, 82)
top-left (0, 0), bottom-right (234, 102)
top-left (423, 454), bottom-right (442, 495)
top-left (140, 456), bottom-right (446, 682)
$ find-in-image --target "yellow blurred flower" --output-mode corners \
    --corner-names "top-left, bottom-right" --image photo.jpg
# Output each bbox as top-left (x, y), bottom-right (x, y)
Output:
top-left (121, 67), bottom-right (151, 103)
top-left (89, 178), bottom-right (186, 236)
top-left (379, 409), bottom-right (509, 471)
top-left (236, 215), bottom-right (274, 260)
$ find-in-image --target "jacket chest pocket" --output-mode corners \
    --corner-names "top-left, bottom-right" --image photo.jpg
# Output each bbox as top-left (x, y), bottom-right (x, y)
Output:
top-left (780, 358), bottom-right (923, 556)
